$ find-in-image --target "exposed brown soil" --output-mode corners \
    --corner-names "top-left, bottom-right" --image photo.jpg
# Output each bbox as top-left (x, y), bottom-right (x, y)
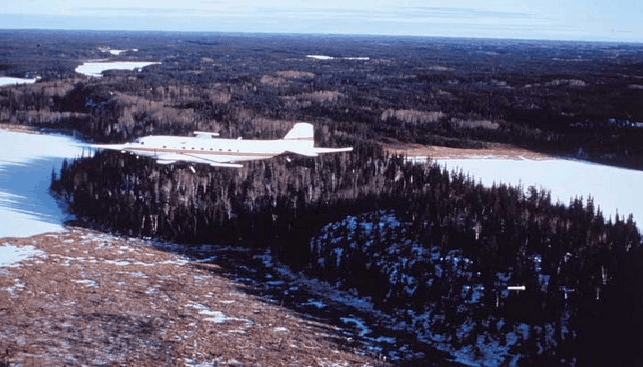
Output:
top-left (0, 228), bottom-right (389, 366)
top-left (384, 142), bottom-right (554, 160)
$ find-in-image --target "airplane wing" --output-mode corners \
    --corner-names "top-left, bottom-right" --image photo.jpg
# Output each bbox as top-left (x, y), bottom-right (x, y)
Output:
top-left (285, 147), bottom-right (318, 157)
top-left (91, 145), bottom-right (243, 168)
top-left (312, 147), bottom-right (354, 154)
top-left (149, 152), bottom-right (243, 168)
top-left (153, 152), bottom-right (243, 168)
top-left (286, 147), bottom-right (353, 157)
top-left (156, 159), bottom-right (177, 165)
top-left (179, 153), bottom-right (243, 168)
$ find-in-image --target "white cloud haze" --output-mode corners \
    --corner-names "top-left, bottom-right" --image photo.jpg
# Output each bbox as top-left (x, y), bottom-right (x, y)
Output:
top-left (1, 0), bottom-right (641, 41)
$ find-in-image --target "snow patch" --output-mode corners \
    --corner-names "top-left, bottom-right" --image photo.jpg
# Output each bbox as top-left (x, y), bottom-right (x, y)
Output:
top-left (340, 316), bottom-right (371, 337)
top-left (302, 299), bottom-right (326, 309)
top-left (72, 279), bottom-right (99, 288)
top-left (187, 302), bottom-right (249, 324)
top-left (0, 244), bottom-right (44, 267)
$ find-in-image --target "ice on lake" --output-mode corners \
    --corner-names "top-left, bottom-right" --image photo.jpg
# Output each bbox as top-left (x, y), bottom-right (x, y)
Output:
top-left (0, 77), bottom-right (38, 87)
top-left (306, 55), bottom-right (369, 61)
top-left (0, 130), bottom-right (89, 238)
top-left (75, 61), bottom-right (160, 77)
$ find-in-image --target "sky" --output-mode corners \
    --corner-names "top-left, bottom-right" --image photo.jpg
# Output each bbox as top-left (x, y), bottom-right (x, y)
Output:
top-left (1, 0), bottom-right (641, 42)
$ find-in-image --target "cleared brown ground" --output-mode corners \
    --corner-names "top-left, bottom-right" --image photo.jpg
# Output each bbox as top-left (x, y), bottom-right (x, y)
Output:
top-left (0, 123), bottom-right (38, 133)
top-left (0, 228), bottom-right (388, 366)
top-left (384, 142), bottom-right (553, 160)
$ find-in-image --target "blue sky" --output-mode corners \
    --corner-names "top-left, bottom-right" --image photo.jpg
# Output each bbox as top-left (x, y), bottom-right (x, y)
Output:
top-left (1, 0), bottom-right (641, 42)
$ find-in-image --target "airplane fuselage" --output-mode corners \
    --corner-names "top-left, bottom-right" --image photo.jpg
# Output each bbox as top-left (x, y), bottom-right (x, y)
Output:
top-left (126, 135), bottom-right (296, 163)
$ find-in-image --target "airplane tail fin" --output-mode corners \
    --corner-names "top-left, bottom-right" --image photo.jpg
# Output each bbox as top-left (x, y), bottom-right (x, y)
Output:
top-left (282, 122), bottom-right (353, 157)
top-left (283, 123), bottom-right (314, 147)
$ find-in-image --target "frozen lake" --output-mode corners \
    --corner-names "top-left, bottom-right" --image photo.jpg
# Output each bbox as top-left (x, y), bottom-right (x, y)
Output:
top-left (306, 55), bottom-right (369, 61)
top-left (75, 61), bottom-right (160, 77)
top-left (0, 77), bottom-right (38, 87)
top-left (0, 130), bottom-right (88, 238)
top-left (439, 158), bottom-right (643, 227)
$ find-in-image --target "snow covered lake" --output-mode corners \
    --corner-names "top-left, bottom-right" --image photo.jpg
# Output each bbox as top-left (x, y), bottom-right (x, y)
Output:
top-left (438, 158), bottom-right (643, 228)
top-left (0, 130), bottom-right (88, 238)
top-left (75, 61), bottom-right (160, 77)
top-left (306, 55), bottom-right (369, 61)
top-left (0, 77), bottom-right (38, 87)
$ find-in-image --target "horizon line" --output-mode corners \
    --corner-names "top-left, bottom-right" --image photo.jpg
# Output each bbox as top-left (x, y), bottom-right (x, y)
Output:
top-left (2, 28), bottom-right (642, 45)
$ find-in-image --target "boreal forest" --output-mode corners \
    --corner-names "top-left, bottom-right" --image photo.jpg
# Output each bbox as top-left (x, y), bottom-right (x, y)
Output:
top-left (2, 30), bottom-right (643, 365)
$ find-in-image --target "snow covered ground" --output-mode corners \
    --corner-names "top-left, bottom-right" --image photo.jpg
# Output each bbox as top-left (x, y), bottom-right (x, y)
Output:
top-left (0, 130), bottom-right (89, 237)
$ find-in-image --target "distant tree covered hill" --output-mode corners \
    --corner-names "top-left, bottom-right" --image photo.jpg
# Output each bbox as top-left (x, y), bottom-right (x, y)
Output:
top-left (2, 31), bottom-right (643, 169)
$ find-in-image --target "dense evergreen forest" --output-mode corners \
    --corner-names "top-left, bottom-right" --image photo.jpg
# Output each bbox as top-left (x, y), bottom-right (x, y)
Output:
top-left (2, 30), bottom-right (643, 364)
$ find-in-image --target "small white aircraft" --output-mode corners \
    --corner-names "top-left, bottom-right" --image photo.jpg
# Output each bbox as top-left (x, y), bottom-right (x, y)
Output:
top-left (91, 123), bottom-right (353, 168)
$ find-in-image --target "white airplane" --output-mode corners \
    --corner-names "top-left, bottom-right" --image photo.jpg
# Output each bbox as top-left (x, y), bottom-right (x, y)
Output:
top-left (91, 123), bottom-right (353, 168)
